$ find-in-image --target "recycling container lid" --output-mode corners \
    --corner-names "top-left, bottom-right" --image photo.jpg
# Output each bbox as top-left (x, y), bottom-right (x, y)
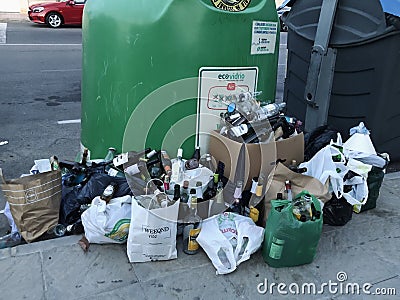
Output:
top-left (282, 0), bottom-right (394, 46)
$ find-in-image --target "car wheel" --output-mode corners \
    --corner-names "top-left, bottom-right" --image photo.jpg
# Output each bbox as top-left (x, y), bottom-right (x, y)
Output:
top-left (46, 12), bottom-right (62, 28)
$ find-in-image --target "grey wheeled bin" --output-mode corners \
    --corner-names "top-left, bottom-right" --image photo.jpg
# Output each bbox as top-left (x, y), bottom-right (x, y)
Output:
top-left (282, 0), bottom-right (400, 159)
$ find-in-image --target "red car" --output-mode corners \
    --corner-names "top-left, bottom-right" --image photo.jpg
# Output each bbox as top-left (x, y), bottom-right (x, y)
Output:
top-left (28, 0), bottom-right (86, 28)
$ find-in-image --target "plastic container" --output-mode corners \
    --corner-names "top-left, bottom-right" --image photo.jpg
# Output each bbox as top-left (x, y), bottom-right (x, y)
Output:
top-left (282, 0), bottom-right (400, 159)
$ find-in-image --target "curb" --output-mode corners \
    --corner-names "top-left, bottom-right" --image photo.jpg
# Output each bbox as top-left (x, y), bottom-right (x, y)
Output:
top-left (0, 235), bottom-right (81, 260)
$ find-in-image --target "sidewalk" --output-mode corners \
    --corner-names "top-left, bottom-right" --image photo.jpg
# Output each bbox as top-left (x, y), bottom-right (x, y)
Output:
top-left (0, 12), bottom-right (29, 22)
top-left (0, 173), bottom-right (399, 299)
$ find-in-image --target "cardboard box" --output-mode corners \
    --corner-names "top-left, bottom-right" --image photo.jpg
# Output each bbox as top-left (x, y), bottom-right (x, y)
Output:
top-left (208, 131), bottom-right (304, 188)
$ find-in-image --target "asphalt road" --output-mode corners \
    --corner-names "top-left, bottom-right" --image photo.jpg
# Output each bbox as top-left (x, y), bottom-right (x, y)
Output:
top-left (0, 22), bottom-right (83, 235)
top-left (0, 22), bottom-right (82, 179)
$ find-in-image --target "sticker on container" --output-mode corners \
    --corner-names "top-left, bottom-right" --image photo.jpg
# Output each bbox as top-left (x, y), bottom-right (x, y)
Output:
top-left (211, 0), bottom-right (251, 12)
top-left (269, 237), bottom-right (285, 259)
top-left (197, 67), bottom-right (258, 151)
top-left (251, 21), bottom-right (278, 55)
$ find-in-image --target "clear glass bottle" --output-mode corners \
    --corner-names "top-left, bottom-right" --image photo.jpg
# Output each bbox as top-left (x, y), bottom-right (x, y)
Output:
top-left (230, 180), bottom-right (243, 215)
top-left (183, 192), bottom-right (202, 255)
top-left (209, 180), bottom-right (225, 216)
top-left (199, 153), bottom-right (216, 173)
top-left (248, 174), bottom-right (265, 223)
top-left (171, 148), bottom-right (184, 183)
top-left (104, 147), bottom-right (116, 162)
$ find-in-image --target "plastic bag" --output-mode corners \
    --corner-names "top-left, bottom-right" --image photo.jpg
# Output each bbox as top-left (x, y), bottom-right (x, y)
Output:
top-left (262, 191), bottom-right (323, 268)
top-left (196, 213), bottom-right (264, 275)
top-left (299, 144), bottom-right (345, 199)
top-left (323, 194), bottom-right (353, 226)
top-left (127, 198), bottom-right (179, 262)
top-left (60, 173), bottom-right (133, 226)
top-left (81, 195), bottom-right (132, 244)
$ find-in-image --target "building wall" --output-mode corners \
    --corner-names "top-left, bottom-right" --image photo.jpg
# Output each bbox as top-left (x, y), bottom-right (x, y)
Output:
top-left (0, 0), bottom-right (56, 13)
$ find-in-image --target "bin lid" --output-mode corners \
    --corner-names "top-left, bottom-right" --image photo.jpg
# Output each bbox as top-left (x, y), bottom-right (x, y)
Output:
top-left (380, 0), bottom-right (400, 17)
top-left (282, 0), bottom-right (390, 46)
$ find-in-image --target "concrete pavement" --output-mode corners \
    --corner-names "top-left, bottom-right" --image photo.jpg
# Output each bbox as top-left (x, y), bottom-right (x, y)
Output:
top-left (0, 172), bottom-right (399, 300)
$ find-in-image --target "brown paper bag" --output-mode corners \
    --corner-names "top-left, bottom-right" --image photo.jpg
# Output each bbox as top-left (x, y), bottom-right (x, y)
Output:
top-left (262, 163), bottom-right (332, 226)
top-left (0, 169), bottom-right (62, 242)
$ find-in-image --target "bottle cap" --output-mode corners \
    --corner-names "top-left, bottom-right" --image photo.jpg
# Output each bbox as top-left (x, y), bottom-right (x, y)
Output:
top-left (177, 148), bottom-right (183, 158)
top-left (147, 150), bottom-right (157, 158)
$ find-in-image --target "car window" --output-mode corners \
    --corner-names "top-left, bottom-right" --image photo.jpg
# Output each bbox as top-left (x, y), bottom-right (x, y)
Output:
top-left (75, 0), bottom-right (86, 4)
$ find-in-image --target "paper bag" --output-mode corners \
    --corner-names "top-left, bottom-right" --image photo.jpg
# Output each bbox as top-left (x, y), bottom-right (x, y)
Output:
top-left (127, 198), bottom-right (179, 262)
top-left (262, 163), bottom-right (331, 226)
top-left (0, 169), bottom-right (62, 242)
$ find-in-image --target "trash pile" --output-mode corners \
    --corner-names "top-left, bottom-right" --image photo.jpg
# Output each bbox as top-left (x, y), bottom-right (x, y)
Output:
top-left (0, 89), bottom-right (389, 275)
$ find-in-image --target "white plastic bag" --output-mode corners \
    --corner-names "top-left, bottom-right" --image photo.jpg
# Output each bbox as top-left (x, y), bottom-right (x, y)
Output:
top-left (81, 195), bottom-right (132, 244)
top-left (197, 213), bottom-right (264, 275)
top-left (343, 158), bottom-right (370, 213)
top-left (127, 198), bottom-right (179, 262)
top-left (299, 144), bottom-right (345, 198)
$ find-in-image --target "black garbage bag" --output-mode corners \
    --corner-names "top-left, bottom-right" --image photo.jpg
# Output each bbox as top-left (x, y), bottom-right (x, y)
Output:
top-left (304, 125), bottom-right (339, 161)
top-left (323, 193), bottom-right (353, 226)
top-left (60, 173), bottom-right (134, 226)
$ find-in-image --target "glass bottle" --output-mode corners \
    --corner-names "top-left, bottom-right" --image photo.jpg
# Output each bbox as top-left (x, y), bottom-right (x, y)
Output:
top-left (163, 175), bottom-right (170, 193)
top-left (199, 153), bottom-right (217, 173)
top-left (160, 150), bottom-right (173, 177)
top-left (195, 181), bottom-right (204, 203)
top-left (46, 224), bottom-right (66, 239)
top-left (209, 180), bottom-right (225, 216)
top-left (183, 192), bottom-right (202, 255)
top-left (172, 184), bottom-right (181, 202)
top-left (50, 155), bottom-right (60, 171)
top-left (100, 182), bottom-right (117, 203)
top-left (248, 173), bottom-right (265, 223)
top-left (171, 148), bottom-right (184, 183)
top-left (185, 146), bottom-right (200, 170)
top-left (180, 180), bottom-right (190, 204)
top-left (81, 148), bottom-right (89, 166)
top-left (254, 102), bottom-right (286, 121)
top-left (230, 180), bottom-right (243, 215)
top-left (284, 180), bottom-right (292, 201)
top-left (104, 147), bottom-right (116, 162)
top-left (203, 176), bottom-right (216, 200)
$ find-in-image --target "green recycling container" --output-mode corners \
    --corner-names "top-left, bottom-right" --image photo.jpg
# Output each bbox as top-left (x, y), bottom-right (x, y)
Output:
top-left (82, 0), bottom-right (280, 158)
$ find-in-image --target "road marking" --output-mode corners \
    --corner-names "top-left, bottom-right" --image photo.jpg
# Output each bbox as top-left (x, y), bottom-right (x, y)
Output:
top-left (57, 119), bottom-right (81, 125)
top-left (0, 43), bottom-right (81, 46)
top-left (0, 23), bottom-right (6, 44)
top-left (41, 68), bottom-right (81, 73)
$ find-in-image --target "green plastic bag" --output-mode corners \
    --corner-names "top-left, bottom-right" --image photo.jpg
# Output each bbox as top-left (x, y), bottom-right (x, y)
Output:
top-left (262, 191), bottom-right (323, 268)
top-left (360, 166), bottom-right (385, 212)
